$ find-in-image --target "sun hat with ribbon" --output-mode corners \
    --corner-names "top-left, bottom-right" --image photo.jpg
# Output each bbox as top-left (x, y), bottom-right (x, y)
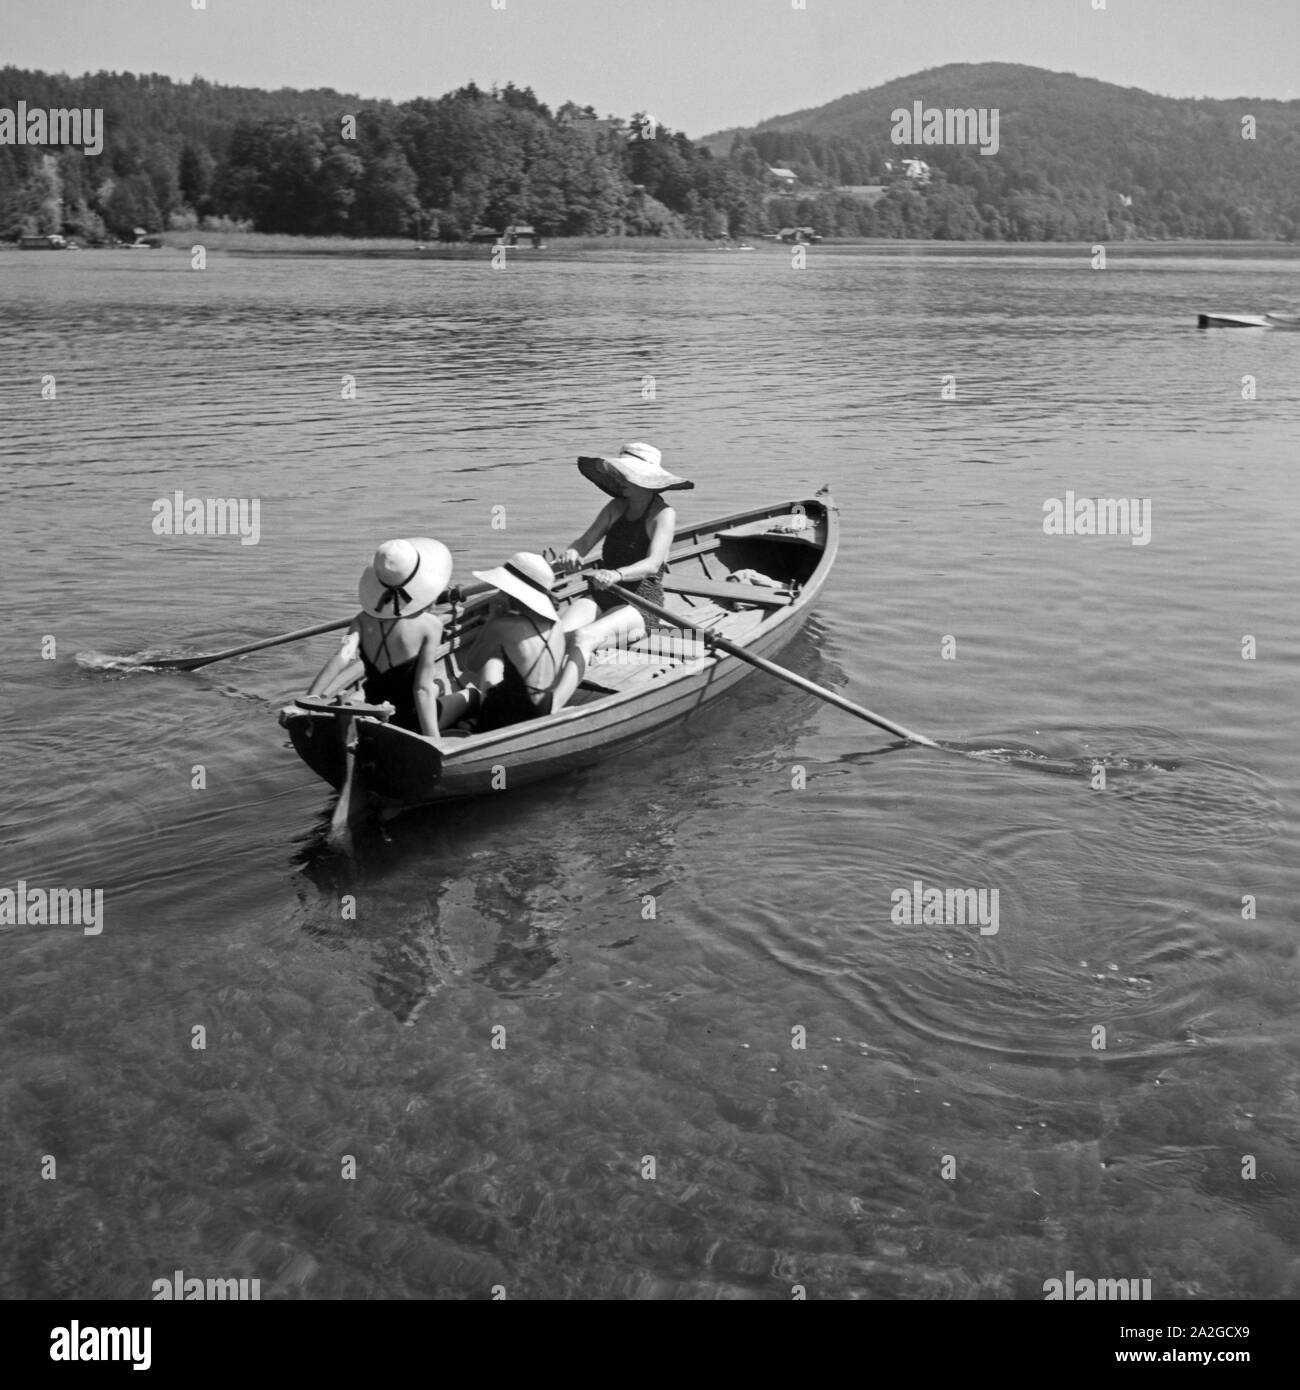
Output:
top-left (577, 442), bottom-right (694, 498)
top-left (358, 538), bottom-right (453, 619)
top-left (471, 551), bottom-right (559, 622)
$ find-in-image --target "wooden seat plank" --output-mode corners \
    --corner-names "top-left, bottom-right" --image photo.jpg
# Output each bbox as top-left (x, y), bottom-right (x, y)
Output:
top-left (661, 575), bottom-right (792, 607)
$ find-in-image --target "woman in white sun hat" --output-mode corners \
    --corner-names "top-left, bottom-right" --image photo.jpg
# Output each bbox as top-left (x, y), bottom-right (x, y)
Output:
top-left (556, 442), bottom-right (692, 661)
top-left (306, 537), bottom-right (457, 735)
top-left (447, 551), bottom-right (581, 731)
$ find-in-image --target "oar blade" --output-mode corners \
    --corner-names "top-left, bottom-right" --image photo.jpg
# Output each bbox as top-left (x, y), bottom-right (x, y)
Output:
top-left (136, 652), bottom-right (212, 673)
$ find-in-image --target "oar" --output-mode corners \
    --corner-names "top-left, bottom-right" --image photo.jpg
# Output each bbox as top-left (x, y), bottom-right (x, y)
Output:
top-left (608, 583), bottom-right (939, 749)
top-left (131, 564), bottom-right (598, 673)
top-left (137, 618), bottom-right (355, 672)
top-left (131, 587), bottom-right (477, 672)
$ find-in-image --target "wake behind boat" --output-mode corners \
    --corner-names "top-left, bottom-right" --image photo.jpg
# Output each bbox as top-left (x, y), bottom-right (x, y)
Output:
top-left (281, 494), bottom-right (839, 820)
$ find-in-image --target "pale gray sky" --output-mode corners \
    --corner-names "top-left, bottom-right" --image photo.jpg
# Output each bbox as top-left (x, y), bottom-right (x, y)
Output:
top-left (7, 0), bottom-right (1298, 135)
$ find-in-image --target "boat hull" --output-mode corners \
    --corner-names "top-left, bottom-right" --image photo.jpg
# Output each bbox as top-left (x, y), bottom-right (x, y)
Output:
top-left (1198, 312), bottom-right (1271, 329)
top-left (283, 496), bottom-right (838, 810)
top-left (360, 604), bottom-right (802, 803)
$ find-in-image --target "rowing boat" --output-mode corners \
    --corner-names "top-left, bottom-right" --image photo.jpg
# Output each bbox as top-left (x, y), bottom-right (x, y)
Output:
top-left (1197, 312), bottom-right (1300, 330)
top-left (281, 491), bottom-right (839, 815)
top-left (1197, 312), bottom-right (1271, 329)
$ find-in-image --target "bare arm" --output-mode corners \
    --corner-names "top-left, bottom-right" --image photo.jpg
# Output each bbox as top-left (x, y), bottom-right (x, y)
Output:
top-left (307, 620), bottom-right (361, 696)
top-left (564, 499), bottom-right (622, 565)
top-left (413, 625), bottom-right (446, 737)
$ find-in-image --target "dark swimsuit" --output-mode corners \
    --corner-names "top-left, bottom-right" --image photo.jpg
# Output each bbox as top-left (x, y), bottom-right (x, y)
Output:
top-left (593, 503), bottom-right (666, 614)
top-left (476, 613), bottom-right (560, 733)
top-left (360, 622), bottom-right (422, 731)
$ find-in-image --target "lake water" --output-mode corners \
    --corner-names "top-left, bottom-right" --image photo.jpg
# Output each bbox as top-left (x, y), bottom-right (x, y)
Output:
top-left (1, 243), bottom-right (1297, 1300)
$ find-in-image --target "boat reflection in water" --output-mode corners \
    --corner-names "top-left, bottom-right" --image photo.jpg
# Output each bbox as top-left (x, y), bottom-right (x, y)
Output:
top-left (290, 779), bottom-right (690, 1024)
top-left (285, 608), bottom-right (838, 1027)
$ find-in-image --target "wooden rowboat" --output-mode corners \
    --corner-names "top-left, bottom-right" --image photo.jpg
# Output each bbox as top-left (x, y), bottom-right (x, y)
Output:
top-left (281, 492), bottom-right (839, 816)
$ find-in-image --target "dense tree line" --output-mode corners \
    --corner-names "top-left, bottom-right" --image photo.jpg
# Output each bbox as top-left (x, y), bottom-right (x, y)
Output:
top-left (0, 68), bottom-right (764, 241)
top-left (3, 63), bottom-right (1298, 244)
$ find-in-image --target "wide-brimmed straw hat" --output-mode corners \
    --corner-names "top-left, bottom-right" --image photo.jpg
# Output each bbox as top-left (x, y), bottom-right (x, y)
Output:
top-left (359, 538), bottom-right (452, 618)
top-left (578, 442), bottom-right (693, 498)
top-left (471, 551), bottom-right (558, 622)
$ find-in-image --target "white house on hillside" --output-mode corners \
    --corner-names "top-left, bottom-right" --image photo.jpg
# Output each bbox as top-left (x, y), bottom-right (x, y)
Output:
top-left (883, 158), bottom-right (931, 184)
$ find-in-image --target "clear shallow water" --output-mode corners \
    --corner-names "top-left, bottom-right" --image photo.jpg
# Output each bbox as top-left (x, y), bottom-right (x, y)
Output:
top-left (1, 245), bottom-right (1297, 1299)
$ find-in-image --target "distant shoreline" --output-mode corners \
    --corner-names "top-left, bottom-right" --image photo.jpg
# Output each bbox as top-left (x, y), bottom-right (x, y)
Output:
top-left (6, 233), bottom-right (1298, 260)
top-left (185, 232), bottom-right (1300, 259)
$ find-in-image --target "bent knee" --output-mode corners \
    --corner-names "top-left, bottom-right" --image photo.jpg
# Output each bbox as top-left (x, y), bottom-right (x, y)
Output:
top-left (562, 601), bottom-right (597, 632)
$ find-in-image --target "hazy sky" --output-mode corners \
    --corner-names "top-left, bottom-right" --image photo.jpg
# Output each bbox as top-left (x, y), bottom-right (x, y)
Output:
top-left (7, 0), bottom-right (1298, 135)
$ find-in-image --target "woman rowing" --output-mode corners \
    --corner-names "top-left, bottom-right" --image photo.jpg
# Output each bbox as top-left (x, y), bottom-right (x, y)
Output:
top-left (557, 442), bottom-right (693, 659)
top-left (306, 537), bottom-right (458, 735)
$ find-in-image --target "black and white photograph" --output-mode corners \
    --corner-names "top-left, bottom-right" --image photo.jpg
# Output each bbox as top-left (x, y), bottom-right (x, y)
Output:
top-left (1, 0), bottom-right (1297, 1344)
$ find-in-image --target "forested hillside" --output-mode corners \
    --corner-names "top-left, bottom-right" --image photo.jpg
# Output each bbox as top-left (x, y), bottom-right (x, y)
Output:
top-left (0, 68), bottom-right (760, 242)
top-left (3, 63), bottom-right (1297, 243)
top-left (722, 63), bottom-right (1300, 241)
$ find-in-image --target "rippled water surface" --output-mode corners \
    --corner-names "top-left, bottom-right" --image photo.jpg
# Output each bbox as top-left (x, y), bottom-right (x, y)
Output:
top-left (1, 244), bottom-right (1297, 1299)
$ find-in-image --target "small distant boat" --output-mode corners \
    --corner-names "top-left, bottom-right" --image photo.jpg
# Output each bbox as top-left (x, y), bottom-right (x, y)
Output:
top-left (1197, 312), bottom-right (1270, 329)
top-left (466, 224), bottom-right (544, 248)
top-left (502, 224), bottom-right (544, 248)
top-left (281, 495), bottom-right (838, 816)
top-left (772, 226), bottom-right (823, 245)
top-left (19, 233), bottom-right (68, 250)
